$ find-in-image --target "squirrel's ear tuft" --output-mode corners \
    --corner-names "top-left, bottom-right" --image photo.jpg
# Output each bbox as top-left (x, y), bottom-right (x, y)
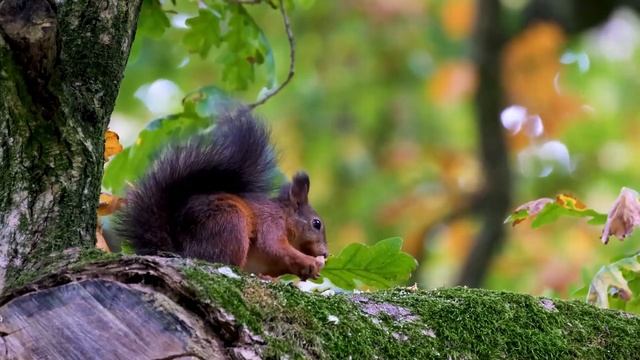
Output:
top-left (290, 172), bottom-right (310, 207)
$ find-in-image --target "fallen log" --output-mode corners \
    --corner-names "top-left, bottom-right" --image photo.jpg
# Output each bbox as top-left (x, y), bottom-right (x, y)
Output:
top-left (0, 252), bottom-right (638, 359)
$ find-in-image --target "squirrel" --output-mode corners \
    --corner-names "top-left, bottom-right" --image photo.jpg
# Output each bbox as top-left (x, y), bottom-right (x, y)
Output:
top-left (114, 108), bottom-right (327, 279)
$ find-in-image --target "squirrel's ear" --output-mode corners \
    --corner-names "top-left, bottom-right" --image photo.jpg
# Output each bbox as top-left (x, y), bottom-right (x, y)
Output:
top-left (289, 172), bottom-right (310, 207)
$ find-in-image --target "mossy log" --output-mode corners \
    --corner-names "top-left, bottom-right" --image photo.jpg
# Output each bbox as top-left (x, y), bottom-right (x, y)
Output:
top-left (1, 253), bottom-right (639, 359)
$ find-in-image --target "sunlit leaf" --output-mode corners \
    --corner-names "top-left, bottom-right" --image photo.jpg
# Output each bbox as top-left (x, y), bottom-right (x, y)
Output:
top-left (137, 0), bottom-right (170, 39)
top-left (218, 6), bottom-right (273, 90)
top-left (181, 4), bottom-right (274, 91)
top-left (600, 187), bottom-right (640, 244)
top-left (319, 237), bottom-right (417, 290)
top-left (183, 9), bottom-right (222, 58)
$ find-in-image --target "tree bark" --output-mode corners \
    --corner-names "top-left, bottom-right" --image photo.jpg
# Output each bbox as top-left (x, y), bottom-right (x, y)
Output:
top-left (0, 0), bottom-right (142, 291)
top-left (1, 253), bottom-right (639, 359)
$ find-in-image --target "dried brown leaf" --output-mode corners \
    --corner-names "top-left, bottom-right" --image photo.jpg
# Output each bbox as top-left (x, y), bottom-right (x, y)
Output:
top-left (98, 193), bottom-right (127, 217)
top-left (104, 130), bottom-right (123, 161)
top-left (507, 197), bottom-right (553, 226)
top-left (600, 187), bottom-right (640, 244)
top-left (96, 223), bottom-right (111, 253)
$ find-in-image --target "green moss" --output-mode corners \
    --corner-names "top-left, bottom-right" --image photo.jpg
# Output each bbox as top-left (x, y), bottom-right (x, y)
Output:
top-left (4, 248), bottom-right (119, 292)
top-left (183, 265), bottom-right (640, 359)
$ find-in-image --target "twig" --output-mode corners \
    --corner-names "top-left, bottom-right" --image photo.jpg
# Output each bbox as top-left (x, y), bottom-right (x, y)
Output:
top-left (248, 0), bottom-right (295, 109)
top-left (230, 0), bottom-right (278, 11)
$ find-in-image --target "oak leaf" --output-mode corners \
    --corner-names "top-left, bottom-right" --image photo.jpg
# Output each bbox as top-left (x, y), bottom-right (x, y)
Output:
top-left (506, 194), bottom-right (606, 227)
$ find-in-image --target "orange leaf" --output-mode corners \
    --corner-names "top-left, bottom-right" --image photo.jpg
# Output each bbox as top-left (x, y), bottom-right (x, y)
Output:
top-left (104, 129), bottom-right (123, 160)
top-left (98, 192), bottom-right (127, 216)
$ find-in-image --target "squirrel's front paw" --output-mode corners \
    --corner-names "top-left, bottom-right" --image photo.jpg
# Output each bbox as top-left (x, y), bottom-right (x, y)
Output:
top-left (293, 256), bottom-right (323, 280)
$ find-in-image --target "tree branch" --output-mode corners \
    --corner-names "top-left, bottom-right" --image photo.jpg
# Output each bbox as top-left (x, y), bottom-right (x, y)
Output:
top-left (248, 0), bottom-right (295, 109)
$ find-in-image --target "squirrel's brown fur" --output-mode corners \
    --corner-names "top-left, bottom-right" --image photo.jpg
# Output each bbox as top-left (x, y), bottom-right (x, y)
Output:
top-left (115, 108), bottom-right (327, 279)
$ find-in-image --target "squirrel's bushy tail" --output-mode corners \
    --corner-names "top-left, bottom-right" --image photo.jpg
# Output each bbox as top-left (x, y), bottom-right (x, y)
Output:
top-left (115, 108), bottom-right (276, 254)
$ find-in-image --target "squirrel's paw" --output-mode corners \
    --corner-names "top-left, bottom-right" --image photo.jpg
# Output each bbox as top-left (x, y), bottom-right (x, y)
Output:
top-left (294, 255), bottom-right (323, 280)
top-left (314, 255), bottom-right (326, 268)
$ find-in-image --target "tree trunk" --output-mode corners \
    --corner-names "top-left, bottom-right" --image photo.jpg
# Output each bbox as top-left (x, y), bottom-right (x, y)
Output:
top-left (0, 0), bottom-right (142, 291)
top-left (1, 252), bottom-right (639, 359)
top-left (458, 0), bottom-right (511, 287)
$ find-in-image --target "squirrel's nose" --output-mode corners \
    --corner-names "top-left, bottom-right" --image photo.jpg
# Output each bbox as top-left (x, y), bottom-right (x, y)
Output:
top-left (321, 252), bottom-right (328, 259)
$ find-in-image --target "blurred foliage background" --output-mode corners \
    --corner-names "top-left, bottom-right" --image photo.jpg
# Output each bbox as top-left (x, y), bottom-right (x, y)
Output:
top-left (107, 0), bottom-right (640, 298)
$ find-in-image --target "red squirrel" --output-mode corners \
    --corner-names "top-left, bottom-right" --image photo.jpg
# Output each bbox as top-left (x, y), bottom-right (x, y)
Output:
top-left (115, 108), bottom-right (327, 279)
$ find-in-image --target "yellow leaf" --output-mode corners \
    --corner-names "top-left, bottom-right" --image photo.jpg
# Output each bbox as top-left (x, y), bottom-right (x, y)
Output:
top-left (104, 129), bottom-right (123, 160)
top-left (555, 193), bottom-right (587, 211)
top-left (97, 192), bottom-right (126, 216)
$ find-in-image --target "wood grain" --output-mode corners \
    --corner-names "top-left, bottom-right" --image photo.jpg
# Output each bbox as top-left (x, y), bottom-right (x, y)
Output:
top-left (0, 279), bottom-right (223, 359)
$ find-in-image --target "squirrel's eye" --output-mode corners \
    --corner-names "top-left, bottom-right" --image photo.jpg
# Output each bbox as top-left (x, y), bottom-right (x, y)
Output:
top-left (311, 218), bottom-right (322, 230)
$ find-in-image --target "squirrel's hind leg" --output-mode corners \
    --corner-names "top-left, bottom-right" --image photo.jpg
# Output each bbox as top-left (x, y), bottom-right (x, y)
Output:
top-left (177, 194), bottom-right (252, 267)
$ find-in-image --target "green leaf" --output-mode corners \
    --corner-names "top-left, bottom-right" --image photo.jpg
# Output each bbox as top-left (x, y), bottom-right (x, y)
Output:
top-left (320, 237), bottom-right (418, 290)
top-left (182, 86), bottom-right (238, 119)
top-left (137, 0), bottom-right (170, 39)
top-left (102, 114), bottom-right (212, 195)
top-left (182, 9), bottom-right (222, 58)
top-left (587, 255), bottom-right (640, 309)
top-left (293, 0), bottom-right (316, 9)
top-left (531, 203), bottom-right (607, 228)
top-left (180, 3), bottom-right (275, 90)
top-left (220, 6), bottom-right (273, 90)
top-left (503, 209), bottom-right (529, 225)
